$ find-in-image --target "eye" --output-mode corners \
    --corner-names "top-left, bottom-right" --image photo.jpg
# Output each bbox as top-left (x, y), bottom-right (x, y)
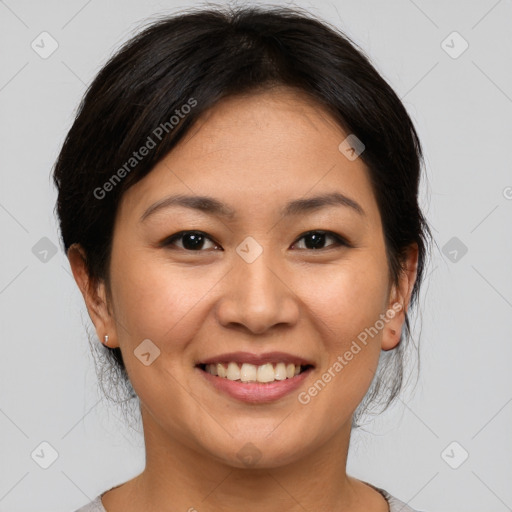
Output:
top-left (291, 230), bottom-right (349, 250)
top-left (161, 231), bottom-right (221, 251)
top-left (161, 229), bottom-right (350, 252)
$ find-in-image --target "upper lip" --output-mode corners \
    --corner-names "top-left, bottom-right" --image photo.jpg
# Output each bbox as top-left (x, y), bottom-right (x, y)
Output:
top-left (197, 351), bottom-right (315, 367)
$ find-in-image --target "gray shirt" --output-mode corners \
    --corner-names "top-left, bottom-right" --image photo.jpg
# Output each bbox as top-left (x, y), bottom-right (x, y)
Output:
top-left (73, 481), bottom-right (424, 511)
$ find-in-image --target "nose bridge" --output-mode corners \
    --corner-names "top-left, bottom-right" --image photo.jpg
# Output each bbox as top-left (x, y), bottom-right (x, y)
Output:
top-left (237, 246), bottom-right (280, 299)
top-left (216, 241), bottom-right (299, 333)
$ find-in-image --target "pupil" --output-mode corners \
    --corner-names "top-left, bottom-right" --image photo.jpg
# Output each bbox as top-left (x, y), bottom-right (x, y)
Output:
top-left (306, 232), bottom-right (325, 250)
top-left (183, 232), bottom-right (204, 250)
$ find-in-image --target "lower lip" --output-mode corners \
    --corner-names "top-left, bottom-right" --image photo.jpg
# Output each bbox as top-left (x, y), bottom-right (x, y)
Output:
top-left (197, 367), bottom-right (313, 404)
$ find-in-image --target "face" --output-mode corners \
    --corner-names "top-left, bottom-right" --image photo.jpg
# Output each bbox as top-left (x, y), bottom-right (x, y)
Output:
top-left (72, 87), bottom-right (417, 469)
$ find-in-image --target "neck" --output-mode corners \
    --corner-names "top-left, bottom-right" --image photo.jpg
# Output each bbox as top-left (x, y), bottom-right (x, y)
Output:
top-left (120, 405), bottom-right (369, 512)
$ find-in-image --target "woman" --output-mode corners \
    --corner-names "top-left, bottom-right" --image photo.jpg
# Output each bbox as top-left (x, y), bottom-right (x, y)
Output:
top-left (53, 5), bottom-right (432, 511)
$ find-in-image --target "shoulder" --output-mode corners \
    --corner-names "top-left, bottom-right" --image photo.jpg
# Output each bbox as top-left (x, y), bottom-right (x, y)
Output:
top-left (363, 480), bottom-right (427, 512)
top-left (73, 495), bottom-right (106, 512)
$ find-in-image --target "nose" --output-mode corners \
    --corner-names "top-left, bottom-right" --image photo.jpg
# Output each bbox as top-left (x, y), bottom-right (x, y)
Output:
top-left (215, 250), bottom-right (300, 335)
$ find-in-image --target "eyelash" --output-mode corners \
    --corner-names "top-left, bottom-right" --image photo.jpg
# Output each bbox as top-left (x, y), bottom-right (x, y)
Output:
top-left (161, 230), bottom-right (351, 252)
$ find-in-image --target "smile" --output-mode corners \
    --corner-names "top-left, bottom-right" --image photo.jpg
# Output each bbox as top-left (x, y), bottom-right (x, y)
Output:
top-left (199, 361), bottom-right (311, 383)
top-left (195, 352), bottom-right (315, 403)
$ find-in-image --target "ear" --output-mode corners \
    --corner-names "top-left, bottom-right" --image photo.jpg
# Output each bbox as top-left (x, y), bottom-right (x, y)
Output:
top-left (381, 243), bottom-right (419, 351)
top-left (67, 243), bottom-right (119, 348)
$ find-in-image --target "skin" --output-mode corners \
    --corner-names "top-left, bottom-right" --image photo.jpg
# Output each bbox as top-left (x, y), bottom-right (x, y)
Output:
top-left (69, 86), bottom-right (418, 512)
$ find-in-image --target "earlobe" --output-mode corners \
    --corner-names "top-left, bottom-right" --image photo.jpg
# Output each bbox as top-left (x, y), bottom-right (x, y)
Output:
top-left (380, 301), bottom-right (404, 351)
top-left (67, 243), bottom-right (118, 348)
top-left (381, 243), bottom-right (419, 351)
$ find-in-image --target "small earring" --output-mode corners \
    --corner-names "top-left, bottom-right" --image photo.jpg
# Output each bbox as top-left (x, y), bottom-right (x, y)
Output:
top-left (103, 334), bottom-right (109, 346)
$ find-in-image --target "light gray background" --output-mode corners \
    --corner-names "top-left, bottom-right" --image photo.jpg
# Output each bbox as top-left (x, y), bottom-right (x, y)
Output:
top-left (1, 0), bottom-right (511, 511)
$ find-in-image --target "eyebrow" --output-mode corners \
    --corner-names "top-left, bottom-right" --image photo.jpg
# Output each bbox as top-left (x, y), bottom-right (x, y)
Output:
top-left (139, 191), bottom-right (365, 223)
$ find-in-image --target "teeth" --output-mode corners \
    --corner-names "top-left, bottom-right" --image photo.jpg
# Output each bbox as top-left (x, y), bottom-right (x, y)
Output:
top-left (240, 363), bottom-right (257, 382)
top-left (217, 363), bottom-right (226, 378)
top-left (274, 362), bottom-right (287, 381)
top-left (227, 362), bottom-right (241, 381)
top-left (204, 362), bottom-right (306, 383)
top-left (256, 363), bottom-right (275, 383)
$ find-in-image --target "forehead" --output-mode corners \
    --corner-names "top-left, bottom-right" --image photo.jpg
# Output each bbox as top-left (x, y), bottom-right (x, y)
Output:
top-left (117, 87), bottom-right (380, 226)
top-left (183, 87), bottom-right (348, 164)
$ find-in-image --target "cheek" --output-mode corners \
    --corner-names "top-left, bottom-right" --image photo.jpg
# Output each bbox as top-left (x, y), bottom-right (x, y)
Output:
top-left (293, 262), bottom-right (388, 421)
top-left (301, 255), bottom-right (390, 341)
top-left (108, 254), bottom-right (220, 414)
top-left (110, 250), bottom-right (223, 347)
top-left (297, 254), bottom-right (389, 400)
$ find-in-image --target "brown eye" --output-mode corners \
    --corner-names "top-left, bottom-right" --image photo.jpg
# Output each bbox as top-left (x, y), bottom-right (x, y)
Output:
top-left (292, 231), bottom-right (349, 250)
top-left (162, 231), bottom-right (220, 251)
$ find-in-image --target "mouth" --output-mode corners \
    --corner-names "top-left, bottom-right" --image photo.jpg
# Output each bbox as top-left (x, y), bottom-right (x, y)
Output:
top-left (195, 352), bottom-right (314, 403)
top-left (196, 361), bottom-right (313, 383)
